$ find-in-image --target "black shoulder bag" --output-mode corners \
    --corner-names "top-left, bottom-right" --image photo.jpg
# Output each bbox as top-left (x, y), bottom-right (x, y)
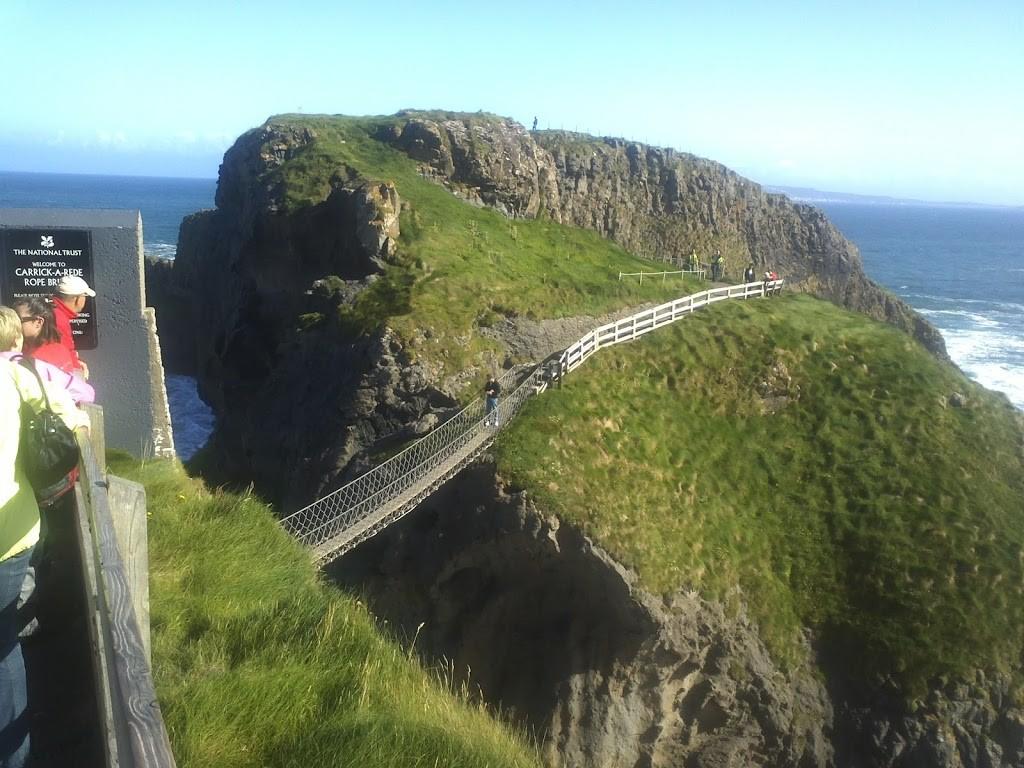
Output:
top-left (16, 357), bottom-right (81, 496)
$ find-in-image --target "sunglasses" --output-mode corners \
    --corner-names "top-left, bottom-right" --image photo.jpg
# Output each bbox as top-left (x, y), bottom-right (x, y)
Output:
top-left (19, 316), bottom-right (41, 323)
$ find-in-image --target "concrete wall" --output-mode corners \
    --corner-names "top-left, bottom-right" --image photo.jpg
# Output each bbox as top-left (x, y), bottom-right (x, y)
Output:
top-left (0, 209), bottom-right (175, 458)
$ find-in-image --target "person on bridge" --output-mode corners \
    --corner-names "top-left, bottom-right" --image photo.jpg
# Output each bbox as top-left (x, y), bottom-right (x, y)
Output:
top-left (744, 264), bottom-right (756, 283)
top-left (484, 376), bottom-right (501, 427)
top-left (0, 312), bottom-right (90, 768)
top-left (51, 275), bottom-right (96, 380)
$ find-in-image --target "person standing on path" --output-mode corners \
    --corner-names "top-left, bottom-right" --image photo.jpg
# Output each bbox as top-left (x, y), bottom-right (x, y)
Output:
top-left (711, 250), bottom-right (724, 281)
top-left (1, 342), bottom-right (89, 767)
top-left (51, 275), bottom-right (96, 380)
top-left (744, 264), bottom-right (756, 283)
top-left (484, 376), bottom-right (501, 427)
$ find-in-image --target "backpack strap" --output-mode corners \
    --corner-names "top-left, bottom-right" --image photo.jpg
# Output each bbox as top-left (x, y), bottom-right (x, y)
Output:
top-left (16, 356), bottom-right (54, 414)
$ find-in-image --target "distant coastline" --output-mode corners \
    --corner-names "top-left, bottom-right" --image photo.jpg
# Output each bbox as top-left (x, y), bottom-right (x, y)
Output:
top-left (768, 185), bottom-right (1023, 211)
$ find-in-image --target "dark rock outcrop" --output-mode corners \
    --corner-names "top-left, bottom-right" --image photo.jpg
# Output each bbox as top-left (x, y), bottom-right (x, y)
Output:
top-left (147, 122), bottom-right (449, 507)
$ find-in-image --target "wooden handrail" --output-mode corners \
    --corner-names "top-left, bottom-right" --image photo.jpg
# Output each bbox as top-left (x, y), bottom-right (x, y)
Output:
top-left (75, 404), bottom-right (176, 767)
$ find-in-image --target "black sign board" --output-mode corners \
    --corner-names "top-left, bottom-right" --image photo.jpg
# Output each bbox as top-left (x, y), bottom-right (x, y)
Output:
top-left (0, 228), bottom-right (98, 350)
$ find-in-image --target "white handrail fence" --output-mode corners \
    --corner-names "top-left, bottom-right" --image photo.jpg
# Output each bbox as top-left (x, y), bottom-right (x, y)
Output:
top-left (618, 268), bottom-right (706, 283)
top-left (281, 279), bottom-right (783, 564)
top-left (561, 280), bottom-right (780, 374)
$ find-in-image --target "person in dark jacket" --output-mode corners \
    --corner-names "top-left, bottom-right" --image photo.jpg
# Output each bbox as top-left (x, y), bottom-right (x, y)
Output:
top-left (484, 376), bottom-right (501, 427)
top-left (744, 264), bottom-right (756, 283)
top-left (711, 250), bottom-right (724, 281)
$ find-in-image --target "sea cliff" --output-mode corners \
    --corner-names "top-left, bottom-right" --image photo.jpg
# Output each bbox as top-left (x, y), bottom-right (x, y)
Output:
top-left (146, 112), bottom-right (1024, 767)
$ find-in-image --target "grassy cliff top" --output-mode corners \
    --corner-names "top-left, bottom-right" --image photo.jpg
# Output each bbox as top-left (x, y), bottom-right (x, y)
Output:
top-left (495, 294), bottom-right (1024, 694)
top-left (257, 115), bottom-right (704, 378)
top-left (109, 456), bottom-right (539, 768)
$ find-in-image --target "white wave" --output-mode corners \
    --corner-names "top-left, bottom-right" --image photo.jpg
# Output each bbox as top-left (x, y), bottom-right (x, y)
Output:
top-left (145, 242), bottom-right (177, 261)
top-left (906, 293), bottom-right (1024, 314)
top-left (944, 327), bottom-right (1024, 357)
top-left (917, 308), bottom-right (1003, 328)
top-left (940, 328), bottom-right (1024, 409)
top-left (956, 361), bottom-right (1024, 410)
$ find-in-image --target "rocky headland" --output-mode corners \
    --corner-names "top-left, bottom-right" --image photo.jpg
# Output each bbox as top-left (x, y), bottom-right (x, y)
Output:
top-left (148, 112), bottom-right (946, 504)
top-left (147, 112), bottom-right (1022, 767)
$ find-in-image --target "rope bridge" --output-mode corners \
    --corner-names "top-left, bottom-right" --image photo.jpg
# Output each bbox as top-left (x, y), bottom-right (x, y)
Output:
top-left (280, 279), bottom-right (784, 565)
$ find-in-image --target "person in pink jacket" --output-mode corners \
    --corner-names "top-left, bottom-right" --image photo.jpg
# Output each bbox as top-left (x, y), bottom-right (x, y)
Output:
top-left (0, 307), bottom-right (94, 404)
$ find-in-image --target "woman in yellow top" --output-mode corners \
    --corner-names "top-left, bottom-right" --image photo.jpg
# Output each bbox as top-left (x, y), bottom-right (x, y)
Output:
top-left (0, 305), bottom-right (89, 767)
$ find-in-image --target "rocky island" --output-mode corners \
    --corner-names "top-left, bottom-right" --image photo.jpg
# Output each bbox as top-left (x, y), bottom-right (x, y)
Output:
top-left (148, 111), bottom-right (1024, 767)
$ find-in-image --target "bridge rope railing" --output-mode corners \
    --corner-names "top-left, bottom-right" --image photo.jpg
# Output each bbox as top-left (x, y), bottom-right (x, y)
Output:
top-left (281, 279), bottom-right (783, 556)
top-left (280, 363), bottom-right (536, 548)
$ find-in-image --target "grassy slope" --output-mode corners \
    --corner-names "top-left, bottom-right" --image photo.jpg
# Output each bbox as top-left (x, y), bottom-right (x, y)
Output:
top-left (494, 294), bottom-right (1024, 693)
top-left (266, 114), bottom-right (704, 380)
top-left (108, 456), bottom-right (539, 768)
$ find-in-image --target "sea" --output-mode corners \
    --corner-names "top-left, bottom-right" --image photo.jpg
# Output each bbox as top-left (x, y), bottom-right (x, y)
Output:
top-left (1, 171), bottom-right (1021, 459)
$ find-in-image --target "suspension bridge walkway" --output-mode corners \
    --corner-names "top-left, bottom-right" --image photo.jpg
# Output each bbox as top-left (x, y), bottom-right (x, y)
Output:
top-left (280, 279), bottom-right (784, 566)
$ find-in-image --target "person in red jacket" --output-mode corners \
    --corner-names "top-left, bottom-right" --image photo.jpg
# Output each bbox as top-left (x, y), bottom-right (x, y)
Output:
top-left (51, 275), bottom-right (95, 379)
top-left (12, 297), bottom-right (78, 374)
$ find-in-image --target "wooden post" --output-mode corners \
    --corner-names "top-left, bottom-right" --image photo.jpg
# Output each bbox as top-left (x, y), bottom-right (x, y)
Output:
top-left (74, 413), bottom-right (176, 767)
top-left (74, 484), bottom-right (120, 768)
top-left (107, 477), bottom-right (151, 664)
top-left (81, 403), bottom-right (106, 473)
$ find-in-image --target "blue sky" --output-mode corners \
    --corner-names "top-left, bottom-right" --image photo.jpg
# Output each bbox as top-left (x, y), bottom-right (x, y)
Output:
top-left (1, 0), bottom-right (1022, 205)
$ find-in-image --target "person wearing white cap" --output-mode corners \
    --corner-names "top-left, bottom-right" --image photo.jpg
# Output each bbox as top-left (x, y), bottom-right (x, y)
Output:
top-left (51, 275), bottom-right (96, 380)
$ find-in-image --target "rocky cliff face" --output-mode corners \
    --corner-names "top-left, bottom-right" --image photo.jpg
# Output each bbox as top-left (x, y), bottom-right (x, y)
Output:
top-left (331, 462), bottom-right (1023, 768)
top-left (379, 114), bottom-right (946, 356)
top-left (148, 123), bottom-right (457, 507)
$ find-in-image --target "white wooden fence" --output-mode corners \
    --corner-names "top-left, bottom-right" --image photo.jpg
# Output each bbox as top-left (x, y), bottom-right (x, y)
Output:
top-left (618, 268), bottom-right (706, 283)
top-left (561, 280), bottom-right (782, 374)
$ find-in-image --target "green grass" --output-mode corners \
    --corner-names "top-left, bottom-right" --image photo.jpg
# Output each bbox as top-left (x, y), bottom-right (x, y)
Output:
top-left (260, 114), bottom-right (704, 382)
top-left (494, 294), bottom-right (1024, 694)
top-left (108, 456), bottom-right (540, 768)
